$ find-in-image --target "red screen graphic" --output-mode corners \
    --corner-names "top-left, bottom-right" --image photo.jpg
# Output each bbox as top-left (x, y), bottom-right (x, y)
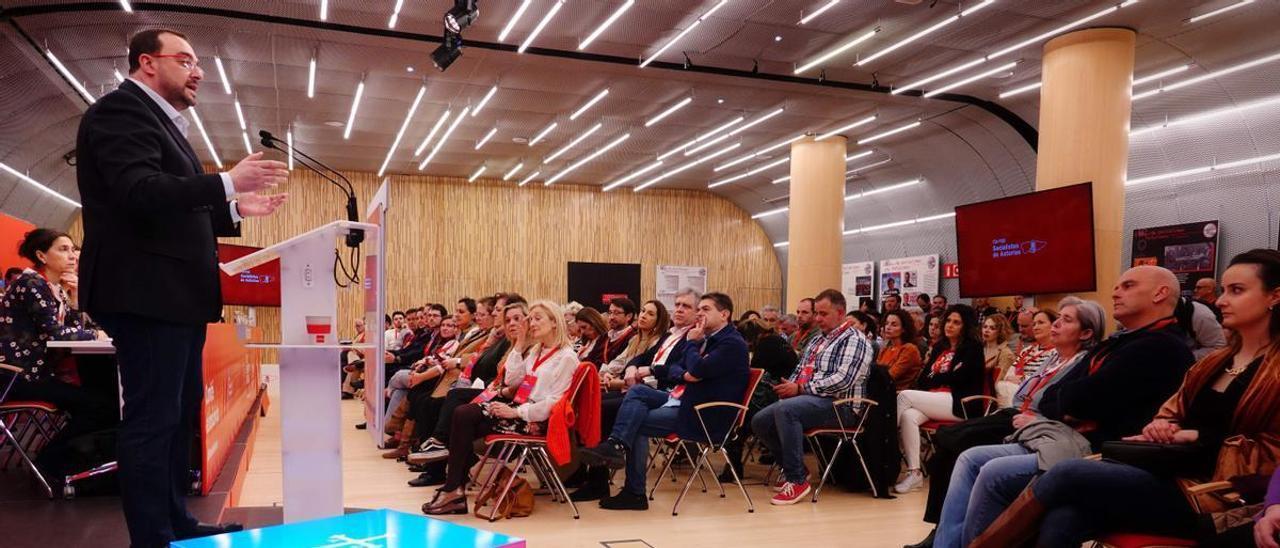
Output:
top-left (217, 244), bottom-right (281, 307)
top-left (954, 182), bottom-right (1096, 298)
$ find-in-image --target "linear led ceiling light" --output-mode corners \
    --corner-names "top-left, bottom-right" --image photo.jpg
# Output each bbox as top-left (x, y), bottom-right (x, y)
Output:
top-left (519, 0), bottom-right (565, 54)
top-left (857, 120), bottom-right (921, 145)
top-left (499, 0), bottom-right (533, 41)
top-left (923, 60), bottom-right (1019, 98)
top-left (1000, 64), bottom-right (1190, 99)
top-left (684, 109), bottom-right (782, 156)
top-left (602, 160), bottom-right (664, 192)
top-left (503, 162), bottom-right (524, 181)
top-left (388, 0), bottom-right (405, 28)
top-left (285, 128), bottom-right (294, 171)
top-left (646, 97), bottom-right (693, 127)
top-left (753, 178), bottom-right (921, 219)
top-left (307, 55), bottom-right (317, 98)
top-left (45, 49), bottom-right (95, 104)
top-left (377, 84), bottom-right (426, 176)
top-left (471, 85), bottom-right (498, 116)
top-left (715, 134), bottom-right (806, 172)
top-left (816, 114), bottom-right (877, 141)
top-left (1187, 0), bottom-right (1254, 24)
top-left (570, 88), bottom-right (609, 120)
top-left (799, 0), bottom-right (841, 25)
top-left (0, 161), bottom-right (82, 208)
top-left (709, 155), bottom-right (788, 188)
top-left (113, 69), bottom-right (125, 83)
top-left (641, 0), bottom-right (731, 68)
top-left (214, 56), bottom-right (232, 95)
top-left (636, 142), bottom-right (742, 191)
top-left (546, 132), bottom-right (631, 185)
top-left (320, 0), bottom-right (328, 21)
top-left (343, 80), bottom-right (364, 139)
top-left (857, 0), bottom-right (995, 67)
top-left (545, 122), bottom-right (603, 163)
top-left (415, 109), bottom-right (452, 156)
top-left (659, 116), bottom-right (744, 160)
top-left (233, 99), bottom-right (248, 131)
top-left (518, 170), bottom-right (541, 186)
top-left (475, 126), bottom-right (498, 150)
top-left (240, 131), bottom-right (253, 155)
top-left (188, 108), bottom-right (222, 169)
top-left (580, 0), bottom-right (635, 50)
top-left (794, 28), bottom-right (879, 74)
top-left (1131, 93), bottom-right (1280, 137)
top-left (773, 211), bottom-right (955, 247)
top-left (1133, 51), bottom-right (1280, 101)
top-left (846, 157), bottom-right (893, 176)
top-left (998, 81), bottom-right (1041, 99)
top-left (529, 122), bottom-right (557, 146)
top-left (119, 0), bottom-right (133, 12)
top-left (894, 0), bottom-right (1139, 95)
top-left (468, 165), bottom-right (487, 182)
top-left (419, 105), bottom-right (471, 170)
top-left (1125, 151), bottom-right (1280, 187)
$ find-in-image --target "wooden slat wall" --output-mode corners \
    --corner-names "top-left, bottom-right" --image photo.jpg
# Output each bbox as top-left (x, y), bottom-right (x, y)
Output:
top-left (67, 168), bottom-right (782, 344)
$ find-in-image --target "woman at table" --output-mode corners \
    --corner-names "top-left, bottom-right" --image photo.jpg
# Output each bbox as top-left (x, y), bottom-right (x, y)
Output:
top-left (422, 300), bottom-right (577, 515)
top-left (0, 229), bottom-right (110, 478)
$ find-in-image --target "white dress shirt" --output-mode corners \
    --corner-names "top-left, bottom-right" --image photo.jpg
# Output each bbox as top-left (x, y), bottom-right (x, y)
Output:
top-left (127, 78), bottom-right (241, 222)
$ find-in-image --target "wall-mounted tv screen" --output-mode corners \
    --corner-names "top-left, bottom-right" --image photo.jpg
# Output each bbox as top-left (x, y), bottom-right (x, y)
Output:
top-left (954, 182), bottom-right (1096, 298)
top-left (217, 244), bottom-right (281, 307)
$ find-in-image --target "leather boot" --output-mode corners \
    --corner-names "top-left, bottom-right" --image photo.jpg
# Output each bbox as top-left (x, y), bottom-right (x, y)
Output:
top-left (968, 484), bottom-right (1045, 548)
top-left (903, 528), bottom-right (935, 548)
top-left (382, 420), bottom-right (415, 459)
top-left (384, 398), bottom-right (408, 435)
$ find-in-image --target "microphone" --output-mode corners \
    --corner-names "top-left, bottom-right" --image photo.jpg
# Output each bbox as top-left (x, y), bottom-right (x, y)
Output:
top-left (258, 130), bottom-right (364, 248)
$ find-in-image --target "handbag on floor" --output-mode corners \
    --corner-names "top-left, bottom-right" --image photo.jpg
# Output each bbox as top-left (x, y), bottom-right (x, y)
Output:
top-left (473, 465), bottom-right (534, 520)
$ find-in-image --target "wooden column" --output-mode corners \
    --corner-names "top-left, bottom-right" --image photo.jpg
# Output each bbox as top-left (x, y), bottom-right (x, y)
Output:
top-left (785, 136), bottom-right (846, 309)
top-left (1035, 28), bottom-right (1135, 326)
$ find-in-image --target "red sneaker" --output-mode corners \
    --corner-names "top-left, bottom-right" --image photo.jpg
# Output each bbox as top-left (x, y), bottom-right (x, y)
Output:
top-left (770, 481), bottom-right (811, 505)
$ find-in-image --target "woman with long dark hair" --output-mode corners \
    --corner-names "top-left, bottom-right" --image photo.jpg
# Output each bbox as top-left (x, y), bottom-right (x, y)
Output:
top-left (878, 309), bottom-right (923, 391)
top-left (0, 229), bottom-right (110, 478)
top-left (894, 304), bottom-right (986, 493)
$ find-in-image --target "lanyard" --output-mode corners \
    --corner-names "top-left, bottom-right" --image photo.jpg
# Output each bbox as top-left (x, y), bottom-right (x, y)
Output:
top-left (653, 326), bottom-right (690, 366)
top-left (1088, 317), bottom-right (1177, 375)
top-left (1014, 343), bottom-right (1053, 375)
top-left (796, 321), bottom-right (853, 385)
top-left (513, 347), bottom-right (559, 404)
top-left (604, 325), bottom-right (633, 361)
top-left (1018, 354), bottom-right (1075, 413)
top-left (578, 337), bottom-right (598, 360)
top-left (931, 349), bottom-right (956, 375)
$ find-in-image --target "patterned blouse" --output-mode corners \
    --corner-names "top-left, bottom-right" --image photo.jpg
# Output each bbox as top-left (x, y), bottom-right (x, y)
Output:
top-left (0, 270), bottom-right (97, 382)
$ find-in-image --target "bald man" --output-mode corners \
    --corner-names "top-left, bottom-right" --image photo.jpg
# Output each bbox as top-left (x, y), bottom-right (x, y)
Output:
top-left (1193, 277), bottom-right (1223, 323)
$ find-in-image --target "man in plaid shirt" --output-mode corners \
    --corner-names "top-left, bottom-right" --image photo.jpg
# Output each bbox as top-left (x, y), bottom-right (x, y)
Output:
top-left (751, 288), bottom-right (874, 505)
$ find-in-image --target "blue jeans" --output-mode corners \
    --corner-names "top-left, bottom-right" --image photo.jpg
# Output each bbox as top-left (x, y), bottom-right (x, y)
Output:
top-left (386, 369), bottom-right (411, 418)
top-left (609, 385), bottom-right (679, 496)
top-left (1030, 459), bottom-right (1196, 548)
top-left (750, 395), bottom-right (844, 484)
top-left (934, 443), bottom-right (1037, 548)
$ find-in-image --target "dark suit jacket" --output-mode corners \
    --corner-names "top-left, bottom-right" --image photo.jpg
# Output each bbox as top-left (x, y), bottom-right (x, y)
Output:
top-left (76, 80), bottom-right (239, 325)
top-left (669, 324), bottom-right (750, 443)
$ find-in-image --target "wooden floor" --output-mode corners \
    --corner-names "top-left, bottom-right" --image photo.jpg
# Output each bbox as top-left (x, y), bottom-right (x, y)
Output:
top-left (239, 381), bottom-right (935, 548)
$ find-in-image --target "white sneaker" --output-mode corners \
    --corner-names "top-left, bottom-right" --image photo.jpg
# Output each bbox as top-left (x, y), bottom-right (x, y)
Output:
top-left (893, 470), bottom-right (924, 494)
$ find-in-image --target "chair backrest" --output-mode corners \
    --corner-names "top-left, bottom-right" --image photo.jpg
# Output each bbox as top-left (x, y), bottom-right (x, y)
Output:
top-left (735, 368), bottom-right (764, 428)
top-left (565, 361), bottom-right (595, 407)
top-left (0, 363), bottom-right (22, 404)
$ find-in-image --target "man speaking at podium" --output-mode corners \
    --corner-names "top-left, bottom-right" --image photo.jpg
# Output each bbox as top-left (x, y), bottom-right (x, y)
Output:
top-left (76, 29), bottom-right (288, 547)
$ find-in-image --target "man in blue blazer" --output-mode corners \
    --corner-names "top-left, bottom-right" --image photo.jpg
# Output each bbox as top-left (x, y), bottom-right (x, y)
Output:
top-left (582, 292), bottom-right (749, 511)
top-left (77, 29), bottom-right (287, 547)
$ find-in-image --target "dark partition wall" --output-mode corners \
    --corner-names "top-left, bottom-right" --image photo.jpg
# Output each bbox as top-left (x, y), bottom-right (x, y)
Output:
top-left (567, 262), bottom-right (641, 312)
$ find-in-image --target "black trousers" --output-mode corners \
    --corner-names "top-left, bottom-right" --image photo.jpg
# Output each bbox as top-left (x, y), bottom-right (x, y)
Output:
top-left (9, 376), bottom-right (116, 475)
top-left (96, 313), bottom-right (205, 548)
top-left (431, 387), bottom-right (483, 441)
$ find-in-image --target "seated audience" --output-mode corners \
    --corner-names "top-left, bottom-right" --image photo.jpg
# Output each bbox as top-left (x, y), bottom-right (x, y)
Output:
top-left (1006, 308), bottom-right (1038, 358)
top-left (792, 297), bottom-right (819, 352)
top-left (1194, 276), bottom-right (1224, 323)
top-left (563, 301), bottom-right (583, 344)
top-left (878, 309), bottom-right (923, 391)
top-left (937, 266), bottom-right (1195, 547)
top-left (778, 313), bottom-right (799, 344)
top-left (1177, 294), bottom-right (1228, 360)
top-left (981, 314), bottom-right (1015, 393)
top-left (341, 317), bottom-right (367, 399)
top-left (895, 304), bottom-right (986, 494)
top-left (383, 307), bottom-right (429, 382)
top-left (760, 304), bottom-right (781, 330)
top-left (739, 309), bottom-right (761, 323)
top-left (922, 314), bottom-right (944, 361)
top-left (752, 289), bottom-right (874, 505)
top-left (569, 289), bottom-right (700, 502)
top-left (421, 301), bottom-right (577, 515)
top-left (604, 297), bottom-right (639, 364)
top-left (883, 294), bottom-right (902, 314)
top-left (380, 315), bottom-right (461, 459)
top-left (849, 310), bottom-right (881, 356)
top-left (601, 300), bottom-right (669, 388)
top-left (931, 295), bottom-right (949, 316)
top-left (972, 297), bottom-right (998, 320)
top-left (994, 309), bottom-right (1058, 407)
top-left (580, 292), bottom-right (749, 511)
top-left (908, 307), bottom-right (927, 337)
top-left (385, 310), bottom-right (410, 352)
top-left (916, 293), bottom-right (932, 312)
top-left (574, 306), bottom-right (609, 366)
top-left (0, 229), bottom-right (111, 477)
top-left (720, 317), bottom-right (797, 481)
top-left (971, 250), bottom-right (1280, 548)
top-left (917, 297), bottom-right (1100, 547)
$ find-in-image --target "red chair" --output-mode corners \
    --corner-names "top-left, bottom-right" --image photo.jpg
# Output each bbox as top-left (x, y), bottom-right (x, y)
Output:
top-left (804, 396), bottom-right (879, 501)
top-left (919, 395), bottom-right (1000, 465)
top-left (0, 363), bottom-right (65, 498)
top-left (471, 362), bottom-right (595, 521)
top-left (649, 368), bottom-right (764, 516)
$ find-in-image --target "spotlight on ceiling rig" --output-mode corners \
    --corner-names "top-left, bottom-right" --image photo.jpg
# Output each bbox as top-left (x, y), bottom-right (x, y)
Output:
top-left (434, 1), bottom-right (478, 72)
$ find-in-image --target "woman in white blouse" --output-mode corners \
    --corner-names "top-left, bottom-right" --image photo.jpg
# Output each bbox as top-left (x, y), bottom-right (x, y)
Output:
top-left (422, 300), bottom-right (578, 515)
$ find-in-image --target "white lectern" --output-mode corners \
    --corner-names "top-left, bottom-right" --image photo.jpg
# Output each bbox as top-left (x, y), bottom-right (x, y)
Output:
top-left (219, 220), bottom-right (382, 523)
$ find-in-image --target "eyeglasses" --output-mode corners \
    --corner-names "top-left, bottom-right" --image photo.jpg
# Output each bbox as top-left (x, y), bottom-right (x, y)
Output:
top-left (150, 53), bottom-right (201, 72)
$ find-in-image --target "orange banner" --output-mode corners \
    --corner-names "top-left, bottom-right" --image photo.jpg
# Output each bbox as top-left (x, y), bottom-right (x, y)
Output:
top-left (200, 324), bottom-right (261, 495)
